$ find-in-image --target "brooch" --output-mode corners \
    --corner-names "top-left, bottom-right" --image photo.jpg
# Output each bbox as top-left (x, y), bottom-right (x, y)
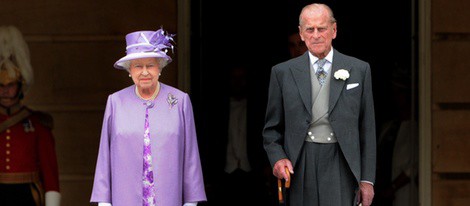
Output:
top-left (167, 93), bottom-right (178, 109)
top-left (23, 119), bottom-right (35, 133)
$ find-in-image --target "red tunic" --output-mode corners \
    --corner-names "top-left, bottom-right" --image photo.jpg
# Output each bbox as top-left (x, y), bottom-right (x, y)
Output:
top-left (0, 104), bottom-right (60, 192)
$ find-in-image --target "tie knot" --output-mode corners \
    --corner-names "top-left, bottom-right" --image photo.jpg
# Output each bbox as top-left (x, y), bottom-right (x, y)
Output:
top-left (317, 59), bottom-right (327, 68)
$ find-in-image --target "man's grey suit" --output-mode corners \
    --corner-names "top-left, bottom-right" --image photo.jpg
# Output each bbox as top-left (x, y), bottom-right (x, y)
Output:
top-left (263, 49), bottom-right (376, 203)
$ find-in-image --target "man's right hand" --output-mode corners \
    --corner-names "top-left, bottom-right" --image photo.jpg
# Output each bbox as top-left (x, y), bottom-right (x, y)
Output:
top-left (273, 158), bottom-right (294, 180)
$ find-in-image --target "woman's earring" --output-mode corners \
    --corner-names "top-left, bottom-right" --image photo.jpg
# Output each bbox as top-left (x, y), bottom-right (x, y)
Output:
top-left (159, 73), bottom-right (161, 76)
top-left (129, 74), bottom-right (132, 77)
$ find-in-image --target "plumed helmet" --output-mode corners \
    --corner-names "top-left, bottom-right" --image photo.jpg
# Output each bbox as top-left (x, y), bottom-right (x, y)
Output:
top-left (0, 26), bottom-right (34, 94)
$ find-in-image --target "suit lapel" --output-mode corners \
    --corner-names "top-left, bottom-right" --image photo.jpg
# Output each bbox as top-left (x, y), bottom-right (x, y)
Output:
top-left (329, 50), bottom-right (348, 112)
top-left (289, 51), bottom-right (349, 116)
top-left (290, 53), bottom-right (312, 118)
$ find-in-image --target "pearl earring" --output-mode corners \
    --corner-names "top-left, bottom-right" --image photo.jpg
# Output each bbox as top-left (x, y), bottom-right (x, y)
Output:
top-left (129, 74), bottom-right (131, 77)
top-left (159, 73), bottom-right (161, 76)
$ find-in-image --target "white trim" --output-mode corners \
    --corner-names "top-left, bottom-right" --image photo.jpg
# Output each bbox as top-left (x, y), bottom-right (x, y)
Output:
top-left (114, 52), bottom-right (169, 70)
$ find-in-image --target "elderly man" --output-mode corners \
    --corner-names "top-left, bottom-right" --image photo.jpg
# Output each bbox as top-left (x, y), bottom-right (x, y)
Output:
top-left (263, 3), bottom-right (376, 206)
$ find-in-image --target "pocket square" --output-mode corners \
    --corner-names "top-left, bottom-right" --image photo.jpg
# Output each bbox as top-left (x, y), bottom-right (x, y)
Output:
top-left (346, 83), bottom-right (359, 90)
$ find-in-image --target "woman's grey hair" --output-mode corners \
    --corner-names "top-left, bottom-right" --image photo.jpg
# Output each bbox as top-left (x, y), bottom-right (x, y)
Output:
top-left (299, 3), bottom-right (337, 26)
top-left (122, 58), bottom-right (168, 72)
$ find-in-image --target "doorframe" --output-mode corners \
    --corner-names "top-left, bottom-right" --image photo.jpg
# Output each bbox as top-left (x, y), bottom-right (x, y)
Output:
top-left (177, 0), bottom-right (191, 93)
top-left (418, 0), bottom-right (432, 205)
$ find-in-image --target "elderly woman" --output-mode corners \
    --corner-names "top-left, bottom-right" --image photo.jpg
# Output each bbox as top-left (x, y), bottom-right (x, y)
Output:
top-left (90, 28), bottom-right (206, 206)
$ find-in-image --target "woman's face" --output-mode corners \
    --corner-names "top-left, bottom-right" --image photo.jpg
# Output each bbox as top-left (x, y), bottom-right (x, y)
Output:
top-left (129, 58), bottom-right (160, 91)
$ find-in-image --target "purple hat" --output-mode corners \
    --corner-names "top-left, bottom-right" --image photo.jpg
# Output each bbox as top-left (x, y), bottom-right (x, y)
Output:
top-left (114, 28), bottom-right (175, 70)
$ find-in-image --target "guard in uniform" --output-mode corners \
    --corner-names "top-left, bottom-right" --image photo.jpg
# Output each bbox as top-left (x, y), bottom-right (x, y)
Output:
top-left (0, 26), bottom-right (60, 206)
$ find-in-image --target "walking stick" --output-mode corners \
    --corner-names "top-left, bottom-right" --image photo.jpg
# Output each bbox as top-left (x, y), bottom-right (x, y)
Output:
top-left (278, 167), bottom-right (291, 205)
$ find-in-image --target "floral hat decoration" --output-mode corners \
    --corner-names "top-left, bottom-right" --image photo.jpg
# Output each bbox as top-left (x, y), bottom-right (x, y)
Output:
top-left (114, 27), bottom-right (175, 70)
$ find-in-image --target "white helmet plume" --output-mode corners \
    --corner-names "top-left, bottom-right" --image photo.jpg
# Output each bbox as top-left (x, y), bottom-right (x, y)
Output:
top-left (0, 25), bottom-right (34, 92)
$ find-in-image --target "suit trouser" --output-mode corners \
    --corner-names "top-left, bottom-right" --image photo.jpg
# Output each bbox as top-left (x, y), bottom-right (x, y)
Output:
top-left (290, 142), bottom-right (358, 206)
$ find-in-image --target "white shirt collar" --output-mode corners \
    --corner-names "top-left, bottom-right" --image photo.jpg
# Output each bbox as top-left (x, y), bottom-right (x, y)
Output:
top-left (309, 47), bottom-right (334, 64)
top-left (309, 48), bottom-right (334, 72)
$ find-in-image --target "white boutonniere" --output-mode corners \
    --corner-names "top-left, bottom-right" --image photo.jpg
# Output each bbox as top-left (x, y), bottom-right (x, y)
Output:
top-left (334, 69), bottom-right (350, 81)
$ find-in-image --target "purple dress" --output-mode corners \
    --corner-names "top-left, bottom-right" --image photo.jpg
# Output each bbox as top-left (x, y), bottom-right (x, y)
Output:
top-left (90, 83), bottom-right (207, 206)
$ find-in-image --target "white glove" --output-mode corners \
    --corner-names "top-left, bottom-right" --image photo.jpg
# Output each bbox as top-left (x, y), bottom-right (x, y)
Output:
top-left (183, 203), bottom-right (197, 206)
top-left (45, 191), bottom-right (61, 206)
top-left (98, 203), bottom-right (112, 206)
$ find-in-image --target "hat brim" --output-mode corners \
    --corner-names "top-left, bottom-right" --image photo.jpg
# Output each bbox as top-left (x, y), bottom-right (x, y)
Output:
top-left (114, 52), bottom-right (171, 70)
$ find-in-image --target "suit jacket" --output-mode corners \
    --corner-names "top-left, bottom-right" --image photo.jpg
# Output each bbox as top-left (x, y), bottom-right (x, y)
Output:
top-left (263, 49), bottom-right (376, 184)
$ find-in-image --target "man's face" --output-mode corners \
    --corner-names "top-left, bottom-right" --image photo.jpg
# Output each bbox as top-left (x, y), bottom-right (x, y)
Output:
top-left (0, 82), bottom-right (20, 107)
top-left (299, 8), bottom-right (337, 59)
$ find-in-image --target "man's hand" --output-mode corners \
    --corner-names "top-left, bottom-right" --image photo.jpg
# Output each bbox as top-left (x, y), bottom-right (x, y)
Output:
top-left (273, 158), bottom-right (294, 180)
top-left (358, 182), bottom-right (374, 206)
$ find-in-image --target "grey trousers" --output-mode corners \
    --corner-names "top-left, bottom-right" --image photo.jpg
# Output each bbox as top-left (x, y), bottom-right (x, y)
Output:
top-left (290, 142), bottom-right (358, 206)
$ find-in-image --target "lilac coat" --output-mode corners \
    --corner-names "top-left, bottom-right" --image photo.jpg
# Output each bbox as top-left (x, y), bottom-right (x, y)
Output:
top-left (90, 83), bottom-right (207, 206)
